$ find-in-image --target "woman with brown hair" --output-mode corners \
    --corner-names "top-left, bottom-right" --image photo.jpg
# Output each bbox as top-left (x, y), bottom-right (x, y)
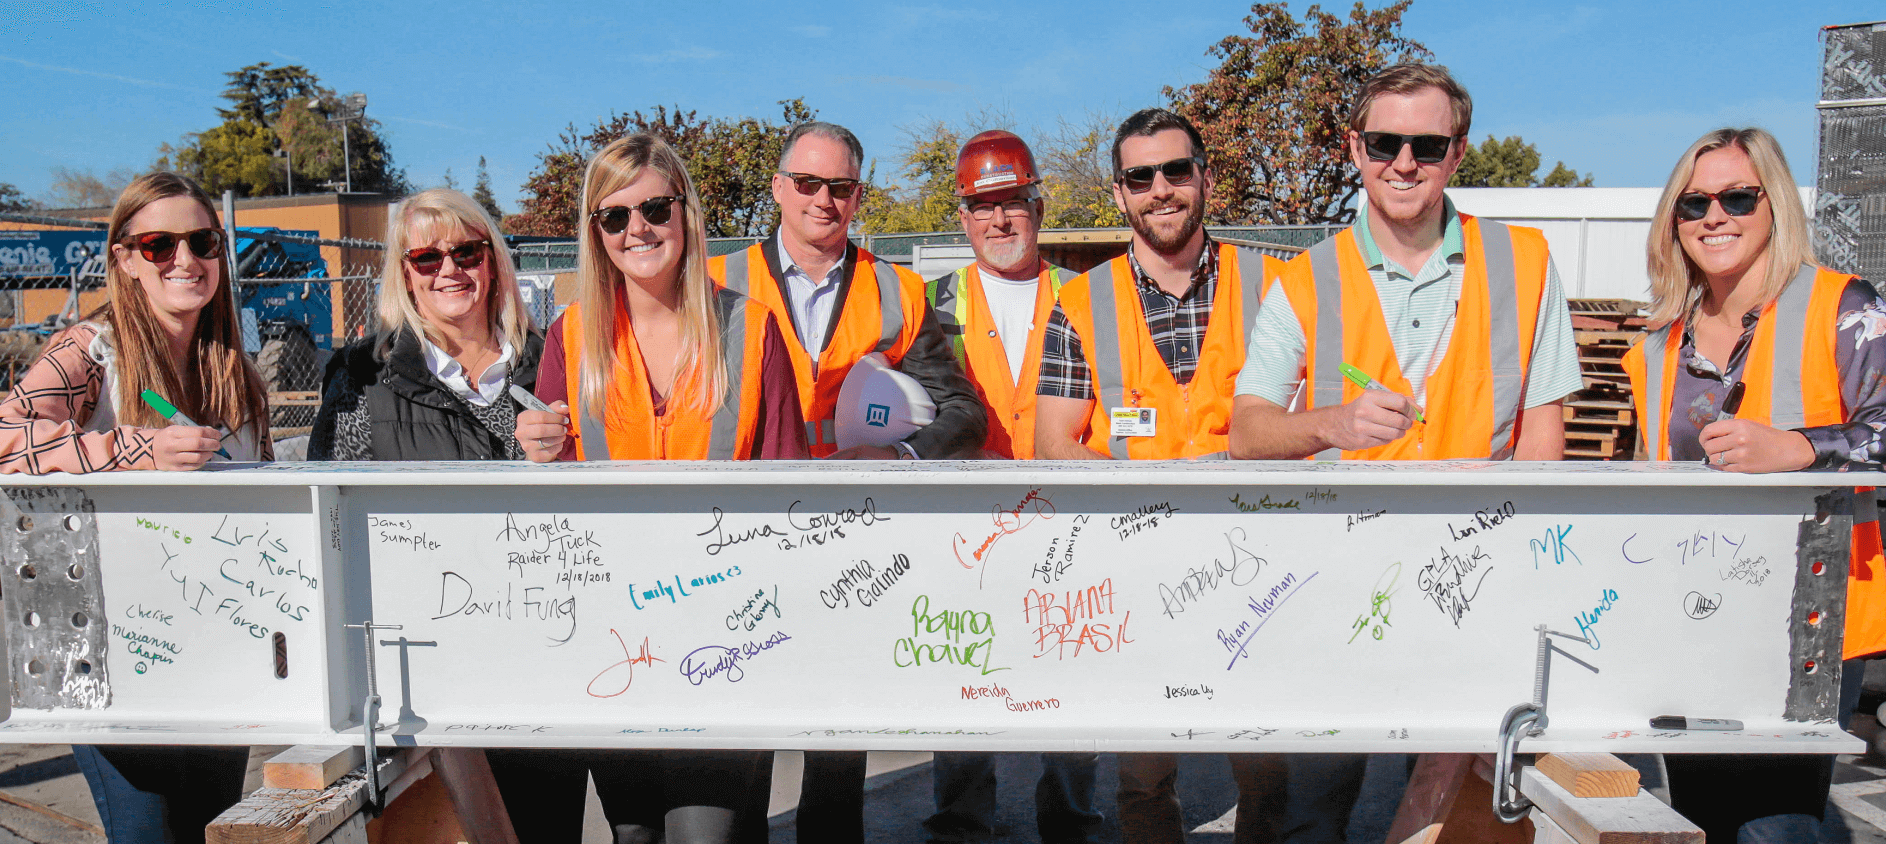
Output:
top-left (0, 172), bottom-right (270, 472)
top-left (0, 171), bottom-right (271, 842)
top-left (506, 133), bottom-right (804, 843)
top-left (1624, 126), bottom-right (1886, 842)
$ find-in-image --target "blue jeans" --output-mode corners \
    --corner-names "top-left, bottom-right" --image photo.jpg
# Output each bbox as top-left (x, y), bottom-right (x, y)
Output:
top-left (926, 752), bottom-right (1100, 843)
top-left (71, 745), bottom-right (176, 844)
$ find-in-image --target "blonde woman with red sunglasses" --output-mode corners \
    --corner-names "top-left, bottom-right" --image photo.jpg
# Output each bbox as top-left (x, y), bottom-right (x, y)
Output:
top-left (310, 188), bottom-right (540, 461)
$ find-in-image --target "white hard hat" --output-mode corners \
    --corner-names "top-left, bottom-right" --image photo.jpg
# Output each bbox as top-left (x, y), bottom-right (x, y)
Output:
top-left (835, 352), bottom-right (936, 450)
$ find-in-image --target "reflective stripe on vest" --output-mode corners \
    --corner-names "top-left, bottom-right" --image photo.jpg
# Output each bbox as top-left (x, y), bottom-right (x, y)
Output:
top-left (1306, 221), bottom-right (1525, 459)
top-left (932, 264), bottom-right (1066, 366)
top-left (722, 250), bottom-right (749, 295)
top-left (1084, 259), bottom-right (1132, 460)
top-left (1639, 263), bottom-right (1821, 457)
top-left (1086, 247), bottom-right (1264, 461)
top-left (573, 289), bottom-right (748, 461)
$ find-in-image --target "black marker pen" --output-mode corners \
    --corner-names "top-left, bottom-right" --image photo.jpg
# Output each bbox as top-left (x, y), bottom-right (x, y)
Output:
top-left (1649, 715), bottom-right (1743, 731)
top-left (1703, 381), bottom-right (1747, 465)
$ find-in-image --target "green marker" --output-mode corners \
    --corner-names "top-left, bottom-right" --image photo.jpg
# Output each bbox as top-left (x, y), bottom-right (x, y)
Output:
top-left (1338, 363), bottom-right (1426, 423)
top-left (140, 390), bottom-right (232, 459)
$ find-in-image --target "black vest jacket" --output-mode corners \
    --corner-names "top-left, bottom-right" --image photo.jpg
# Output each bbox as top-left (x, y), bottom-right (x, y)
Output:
top-left (326, 327), bottom-right (544, 461)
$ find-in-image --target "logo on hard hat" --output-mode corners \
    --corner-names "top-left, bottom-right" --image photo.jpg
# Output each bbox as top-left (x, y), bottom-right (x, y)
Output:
top-left (865, 404), bottom-right (891, 427)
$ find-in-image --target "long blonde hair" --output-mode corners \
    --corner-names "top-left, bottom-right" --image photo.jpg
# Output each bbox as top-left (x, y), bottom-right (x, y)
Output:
top-left (94, 172), bottom-right (268, 437)
top-left (575, 133), bottom-right (725, 415)
top-left (1645, 127), bottom-right (1816, 325)
top-left (376, 188), bottom-right (532, 356)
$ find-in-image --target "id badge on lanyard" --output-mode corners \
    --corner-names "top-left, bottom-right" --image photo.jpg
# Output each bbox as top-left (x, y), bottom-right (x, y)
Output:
top-left (1110, 406), bottom-right (1157, 438)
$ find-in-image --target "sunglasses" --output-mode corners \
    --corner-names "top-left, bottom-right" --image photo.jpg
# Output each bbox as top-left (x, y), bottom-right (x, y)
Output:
top-left (591, 196), bottom-right (684, 234)
top-left (1116, 157), bottom-right (1202, 191)
top-left (403, 239), bottom-right (489, 275)
top-left (1674, 186), bottom-right (1765, 222)
top-left (119, 228), bottom-right (226, 264)
top-left (1360, 132), bottom-right (1456, 164)
top-left (779, 173), bottom-right (862, 200)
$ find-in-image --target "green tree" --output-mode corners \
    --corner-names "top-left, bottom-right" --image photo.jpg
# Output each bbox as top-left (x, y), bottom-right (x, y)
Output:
top-left (1166, 1), bottom-right (1431, 225)
top-left (1450, 135), bottom-right (1593, 188)
top-left (508, 99), bottom-right (816, 238)
top-left (161, 62), bottom-right (409, 198)
top-left (473, 157), bottom-right (503, 221)
top-left (1038, 111), bottom-right (1124, 229)
top-left (0, 182), bottom-right (37, 214)
top-left (857, 122), bottom-right (964, 235)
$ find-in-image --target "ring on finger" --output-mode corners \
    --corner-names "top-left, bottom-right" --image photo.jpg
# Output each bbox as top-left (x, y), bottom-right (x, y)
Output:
top-left (1713, 452), bottom-right (1726, 465)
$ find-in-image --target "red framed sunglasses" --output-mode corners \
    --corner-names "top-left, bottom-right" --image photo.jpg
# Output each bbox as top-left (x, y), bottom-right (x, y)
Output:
top-left (403, 240), bottom-right (490, 275)
top-left (119, 228), bottom-right (226, 264)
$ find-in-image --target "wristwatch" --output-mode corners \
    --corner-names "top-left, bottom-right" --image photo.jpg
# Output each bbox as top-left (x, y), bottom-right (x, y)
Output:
top-left (893, 441), bottom-right (920, 460)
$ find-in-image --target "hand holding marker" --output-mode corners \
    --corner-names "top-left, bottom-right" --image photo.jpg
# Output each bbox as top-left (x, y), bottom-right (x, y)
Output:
top-left (508, 384), bottom-right (553, 414)
top-left (1339, 363), bottom-right (1426, 423)
top-left (1702, 381), bottom-right (1746, 466)
top-left (139, 390), bottom-right (231, 459)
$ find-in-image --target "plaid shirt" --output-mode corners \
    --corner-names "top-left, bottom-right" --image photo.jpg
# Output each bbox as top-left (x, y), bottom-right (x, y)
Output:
top-left (1037, 238), bottom-right (1220, 399)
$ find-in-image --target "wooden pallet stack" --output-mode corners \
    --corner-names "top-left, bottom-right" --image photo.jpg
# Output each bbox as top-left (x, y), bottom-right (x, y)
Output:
top-left (1564, 299), bottom-right (1649, 460)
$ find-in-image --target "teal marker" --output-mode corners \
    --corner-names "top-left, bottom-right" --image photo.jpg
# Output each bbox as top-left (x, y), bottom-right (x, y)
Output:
top-left (1338, 363), bottom-right (1426, 423)
top-left (140, 390), bottom-right (232, 459)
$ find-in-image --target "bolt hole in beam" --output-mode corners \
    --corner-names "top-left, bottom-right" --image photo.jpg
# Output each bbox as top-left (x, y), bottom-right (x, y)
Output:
top-left (13, 515), bottom-right (29, 532)
top-left (1809, 610), bottom-right (1823, 625)
top-left (60, 515), bottom-right (80, 532)
top-left (1812, 561), bottom-right (1827, 576)
top-left (65, 564), bottom-right (82, 581)
top-left (1817, 508), bottom-right (1833, 525)
top-left (25, 659), bottom-right (43, 676)
top-left (17, 564), bottom-right (34, 581)
top-left (69, 612), bottom-right (86, 629)
top-left (73, 660), bottom-right (90, 675)
top-left (272, 632), bottom-right (288, 679)
top-left (1806, 660), bottom-right (1820, 674)
top-left (22, 611), bottom-right (38, 628)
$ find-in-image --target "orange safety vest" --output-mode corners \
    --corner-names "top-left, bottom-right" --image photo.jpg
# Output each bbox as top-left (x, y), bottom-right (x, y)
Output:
top-left (1623, 264), bottom-right (1886, 659)
top-left (561, 287), bottom-right (772, 460)
top-left (1278, 214), bottom-right (1550, 460)
top-left (1053, 243), bottom-right (1280, 459)
top-left (710, 241), bottom-right (927, 457)
top-left (928, 261), bottom-right (1065, 459)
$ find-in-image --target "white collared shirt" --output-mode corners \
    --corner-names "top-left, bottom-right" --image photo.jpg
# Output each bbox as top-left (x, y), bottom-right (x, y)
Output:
top-left (776, 232), bottom-right (848, 355)
top-left (420, 336), bottom-right (516, 407)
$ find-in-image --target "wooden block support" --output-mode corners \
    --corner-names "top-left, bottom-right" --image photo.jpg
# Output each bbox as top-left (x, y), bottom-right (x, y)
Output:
top-left (1535, 753), bottom-right (1640, 798)
top-left (208, 749), bottom-right (422, 844)
top-left (1518, 766), bottom-right (1701, 844)
top-left (265, 746), bottom-right (367, 790)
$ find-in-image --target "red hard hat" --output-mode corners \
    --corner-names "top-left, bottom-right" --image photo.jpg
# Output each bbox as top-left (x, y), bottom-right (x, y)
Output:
top-left (955, 130), bottom-right (1041, 197)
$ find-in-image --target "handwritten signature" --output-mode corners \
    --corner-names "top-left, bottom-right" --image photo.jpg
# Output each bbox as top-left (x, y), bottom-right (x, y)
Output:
top-left (953, 488), bottom-right (1055, 585)
top-left (1349, 563), bottom-right (1399, 643)
top-left (587, 630), bottom-right (665, 698)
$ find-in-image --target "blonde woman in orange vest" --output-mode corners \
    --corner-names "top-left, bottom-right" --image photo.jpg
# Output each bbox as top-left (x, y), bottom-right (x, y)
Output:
top-left (1622, 127), bottom-right (1886, 844)
top-left (506, 133), bottom-right (803, 844)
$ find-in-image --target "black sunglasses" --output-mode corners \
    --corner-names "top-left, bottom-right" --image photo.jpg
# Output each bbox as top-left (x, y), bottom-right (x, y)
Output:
top-left (1360, 132), bottom-right (1456, 164)
top-left (1116, 157), bottom-right (1202, 191)
top-left (1674, 186), bottom-right (1766, 222)
top-left (403, 239), bottom-right (489, 275)
top-left (780, 173), bottom-right (862, 200)
top-left (591, 196), bottom-right (684, 234)
top-left (119, 228), bottom-right (226, 264)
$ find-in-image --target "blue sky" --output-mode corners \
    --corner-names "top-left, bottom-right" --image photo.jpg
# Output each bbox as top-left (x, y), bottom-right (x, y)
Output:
top-left (3, 1), bottom-right (1879, 212)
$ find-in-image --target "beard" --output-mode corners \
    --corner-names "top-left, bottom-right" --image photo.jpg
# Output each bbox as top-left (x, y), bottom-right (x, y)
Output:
top-left (977, 237), bottom-right (1033, 273)
top-left (1128, 194), bottom-right (1205, 256)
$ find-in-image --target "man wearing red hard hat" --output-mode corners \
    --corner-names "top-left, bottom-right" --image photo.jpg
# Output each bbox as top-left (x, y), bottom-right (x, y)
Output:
top-left (921, 131), bottom-right (1102, 844)
top-left (926, 131), bottom-right (1075, 460)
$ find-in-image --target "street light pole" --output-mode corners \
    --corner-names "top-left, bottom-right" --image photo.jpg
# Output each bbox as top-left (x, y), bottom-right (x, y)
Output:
top-left (315, 92), bottom-right (369, 193)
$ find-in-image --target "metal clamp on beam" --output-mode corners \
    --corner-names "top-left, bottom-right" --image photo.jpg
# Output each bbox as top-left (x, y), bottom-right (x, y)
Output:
top-left (345, 620), bottom-right (401, 813)
top-left (1495, 624), bottom-right (1600, 823)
